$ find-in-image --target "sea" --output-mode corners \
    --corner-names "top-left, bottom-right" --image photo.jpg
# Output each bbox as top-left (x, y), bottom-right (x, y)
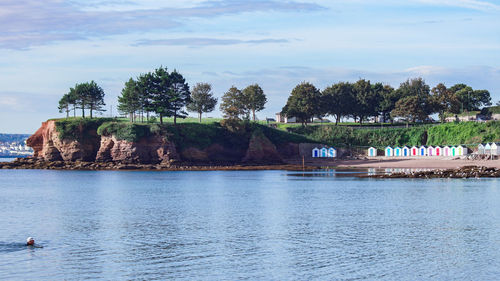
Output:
top-left (1, 169), bottom-right (500, 280)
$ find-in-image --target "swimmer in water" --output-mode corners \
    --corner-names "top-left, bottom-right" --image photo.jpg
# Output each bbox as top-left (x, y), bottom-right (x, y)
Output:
top-left (26, 237), bottom-right (43, 248)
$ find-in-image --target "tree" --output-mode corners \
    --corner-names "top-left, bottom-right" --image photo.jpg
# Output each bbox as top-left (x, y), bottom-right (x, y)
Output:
top-left (118, 78), bottom-right (141, 122)
top-left (431, 83), bottom-right (461, 123)
top-left (454, 86), bottom-right (491, 111)
top-left (167, 70), bottom-right (191, 125)
top-left (393, 78), bottom-right (435, 122)
top-left (187, 83), bottom-right (218, 122)
top-left (58, 93), bottom-right (72, 118)
top-left (321, 82), bottom-right (356, 125)
top-left (377, 85), bottom-right (398, 124)
top-left (352, 79), bottom-right (379, 124)
top-left (282, 82), bottom-right (322, 126)
top-left (242, 84), bottom-right (267, 121)
top-left (85, 81), bottom-right (106, 118)
top-left (391, 96), bottom-right (424, 126)
top-left (220, 86), bottom-right (246, 120)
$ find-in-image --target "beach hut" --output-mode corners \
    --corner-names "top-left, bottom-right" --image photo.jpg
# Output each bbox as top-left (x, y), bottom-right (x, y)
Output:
top-left (435, 146), bottom-right (442, 156)
top-left (427, 146), bottom-right (435, 156)
top-left (328, 147), bottom-right (337, 158)
top-left (411, 146), bottom-right (418, 156)
top-left (443, 146), bottom-right (450, 157)
top-left (457, 145), bottom-right (468, 156)
top-left (419, 145), bottom-right (427, 156)
top-left (477, 143), bottom-right (485, 154)
top-left (394, 147), bottom-right (402, 157)
top-left (368, 147), bottom-right (377, 157)
top-left (402, 146), bottom-right (410, 157)
top-left (484, 143), bottom-right (492, 155)
top-left (491, 143), bottom-right (500, 155)
top-left (451, 146), bottom-right (457, 157)
top-left (385, 146), bottom-right (393, 157)
top-left (312, 148), bottom-right (320, 158)
top-left (320, 147), bottom-right (328, 157)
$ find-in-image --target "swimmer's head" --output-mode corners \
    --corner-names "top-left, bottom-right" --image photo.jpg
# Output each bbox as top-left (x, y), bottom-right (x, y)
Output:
top-left (26, 237), bottom-right (34, 245)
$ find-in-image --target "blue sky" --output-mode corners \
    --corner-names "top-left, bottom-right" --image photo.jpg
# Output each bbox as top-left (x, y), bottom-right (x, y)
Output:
top-left (0, 0), bottom-right (499, 133)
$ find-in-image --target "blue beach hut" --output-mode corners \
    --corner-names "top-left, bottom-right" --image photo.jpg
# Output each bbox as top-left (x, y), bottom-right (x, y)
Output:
top-left (320, 147), bottom-right (328, 157)
top-left (419, 145), bottom-right (427, 156)
top-left (312, 148), bottom-right (320, 158)
top-left (368, 147), bottom-right (377, 157)
top-left (394, 147), bottom-right (402, 157)
top-left (402, 146), bottom-right (410, 157)
top-left (385, 146), bottom-right (393, 157)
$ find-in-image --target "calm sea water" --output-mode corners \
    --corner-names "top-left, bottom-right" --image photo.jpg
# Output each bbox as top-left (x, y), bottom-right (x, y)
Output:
top-left (1, 169), bottom-right (500, 280)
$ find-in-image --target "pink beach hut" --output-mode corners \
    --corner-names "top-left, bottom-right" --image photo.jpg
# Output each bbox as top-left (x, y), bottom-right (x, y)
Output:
top-left (427, 146), bottom-right (435, 156)
top-left (443, 146), bottom-right (450, 157)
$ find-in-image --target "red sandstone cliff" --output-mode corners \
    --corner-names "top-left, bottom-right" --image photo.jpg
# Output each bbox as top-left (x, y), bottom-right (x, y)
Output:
top-left (27, 120), bottom-right (178, 164)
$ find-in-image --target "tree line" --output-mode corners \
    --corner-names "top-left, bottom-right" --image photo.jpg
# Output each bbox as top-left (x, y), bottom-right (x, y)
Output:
top-left (282, 78), bottom-right (491, 125)
top-left (58, 67), bottom-right (268, 124)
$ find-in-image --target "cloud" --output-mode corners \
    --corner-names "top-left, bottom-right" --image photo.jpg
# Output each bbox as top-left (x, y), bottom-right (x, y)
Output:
top-left (133, 37), bottom-right (289, 47)
top-left (0, 0), bottom-right (324, 50)
top-left (417, 0), bottom-right (500, 11)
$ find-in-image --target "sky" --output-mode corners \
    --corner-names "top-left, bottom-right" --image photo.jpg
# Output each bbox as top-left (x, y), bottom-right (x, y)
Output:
top-left (0, 0), bottom-right (499, 133)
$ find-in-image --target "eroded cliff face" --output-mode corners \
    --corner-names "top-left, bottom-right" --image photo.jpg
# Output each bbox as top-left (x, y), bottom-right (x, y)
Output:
top-left (26, 120), bottom-right (99, 161)
top-left (96, 135), bottom-right (177, 164)
top-left (242, 131), bottom-right (283, 164)
top-left (27, 120), bottom-right (178, 164)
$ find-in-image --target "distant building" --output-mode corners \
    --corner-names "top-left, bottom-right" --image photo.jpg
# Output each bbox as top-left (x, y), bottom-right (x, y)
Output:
top-left (275, 113), bottom-right (297, 123)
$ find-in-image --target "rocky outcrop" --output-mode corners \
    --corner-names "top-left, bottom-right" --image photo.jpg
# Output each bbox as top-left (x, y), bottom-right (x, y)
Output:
top-left (26, 120), bottom-right (100, 162)
top-left (366, 166), bottom-right (500, 179)
top-left (242, 131), bottom-right (282, 164)
top-left (96, 135), bottom-right (178, 164)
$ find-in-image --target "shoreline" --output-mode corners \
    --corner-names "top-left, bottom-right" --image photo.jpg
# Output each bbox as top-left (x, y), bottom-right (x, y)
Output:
top-left (328, 158), bottom-right (500, 169)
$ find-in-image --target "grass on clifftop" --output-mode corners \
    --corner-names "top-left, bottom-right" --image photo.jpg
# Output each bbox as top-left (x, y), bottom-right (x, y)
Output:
top-left (55, 118), bottom-right (116, 141)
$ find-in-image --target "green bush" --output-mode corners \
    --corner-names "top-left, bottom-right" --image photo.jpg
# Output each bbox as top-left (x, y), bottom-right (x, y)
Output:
top-left (56, 118), bottom-right (114, 141)
top-left (97, 122), bottom-right (154, 142)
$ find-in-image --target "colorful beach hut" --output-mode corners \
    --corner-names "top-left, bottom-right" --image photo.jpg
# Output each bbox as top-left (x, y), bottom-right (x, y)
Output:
top-left (402, 146), bottom-right (410, 157)
top-left (328, 147), bottom-right (337, 158)
top-left (385, 146), bottom-right (393, 157)
top-left (443, 146), bottom-right (450, 157)
top-left (427, 146), bottom-right (435, 156)
top-left (451, 146), bottom-right (457, 157)
top-left (477, 143), bottom-right (485, 154)
top-left (411, 146), bottom-right (418, 156)
top-left (435, 146), bottom-right (442, 156)
top-left (419, 145), bottom-right (427, 156)
top-left (312, 148), bottom-right (320, 158)
top-left (368, 147), bottom-right (377, 157)
top-left (457, 145), bottom-right (468, 156)
top-left (320, 147), bottom-right (328, 157)
top-left (394, 147), bottom-right (402, 157)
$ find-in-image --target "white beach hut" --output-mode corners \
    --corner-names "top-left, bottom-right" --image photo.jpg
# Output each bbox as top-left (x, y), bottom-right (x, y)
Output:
top-left (328, 147), bottom-right (337, 158)
top-left (435, 146), bottom-right (442, 157)
top-left (419, 145), bottom-right (427, 156)
top-left (484, 143), bottom-right (492, 155)
top-left (411, 146), bottom-right (418, 156)
top-left (320, 147), bottom-right (328, 157)
top-left (443, 146), bottom-right (451, 157)
top-left (312, 148), bottom-right (320, 158)
top-left (427, 146), bottom-right (435, 156)
top-left (385, 146), bottom-right (393, 157)
top-left (491, 143), bottom-right (500, 155)
top-left (394, 147), bottom-right (402, 157)
top-left (477, 143), bottom-right (485, 154)
top-left (368, 147), bottom-right (377, 157)
top-left (402, 146), bottom-right (410, 157)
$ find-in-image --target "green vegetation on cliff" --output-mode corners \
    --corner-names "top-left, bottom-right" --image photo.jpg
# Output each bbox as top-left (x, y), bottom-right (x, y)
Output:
top-left (55, 118), bottom-right (115, 141)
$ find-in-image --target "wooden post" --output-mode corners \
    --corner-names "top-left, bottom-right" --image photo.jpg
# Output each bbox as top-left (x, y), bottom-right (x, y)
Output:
top-left (302, 155), bottom-right (305, 171)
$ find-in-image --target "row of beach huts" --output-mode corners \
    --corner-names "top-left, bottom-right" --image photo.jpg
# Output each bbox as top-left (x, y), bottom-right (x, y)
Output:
top-left (311, 143), bottom-right (500, 158)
